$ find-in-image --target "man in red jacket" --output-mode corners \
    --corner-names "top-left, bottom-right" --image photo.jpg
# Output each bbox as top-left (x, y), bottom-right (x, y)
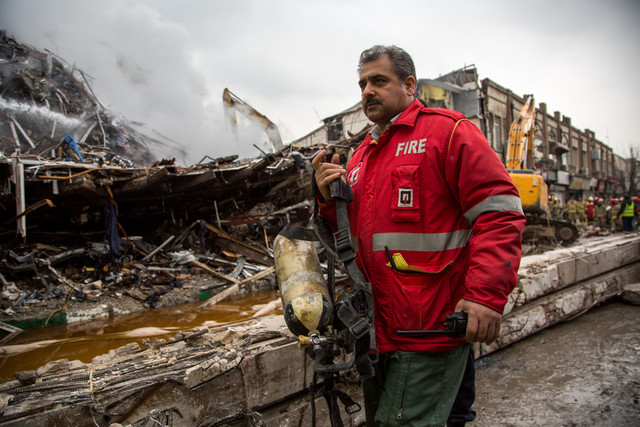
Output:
top-left (312, 45), bottom-right (525, 426)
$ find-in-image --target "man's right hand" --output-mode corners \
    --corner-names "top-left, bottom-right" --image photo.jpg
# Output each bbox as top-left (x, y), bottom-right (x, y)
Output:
top-left (311, 149), bottom-right (345, 202)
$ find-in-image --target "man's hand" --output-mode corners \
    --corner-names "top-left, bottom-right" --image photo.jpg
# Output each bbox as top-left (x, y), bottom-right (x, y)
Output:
top-left (454, 299), bottom-right (502, 345)
top-left (311, 149), bottom-right (345, 202)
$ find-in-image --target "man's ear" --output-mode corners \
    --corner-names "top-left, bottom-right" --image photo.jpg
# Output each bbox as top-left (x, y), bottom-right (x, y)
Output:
top-left (404, 76), bottom-right (416, 97)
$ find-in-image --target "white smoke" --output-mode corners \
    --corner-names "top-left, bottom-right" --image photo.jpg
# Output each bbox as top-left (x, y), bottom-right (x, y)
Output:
top-left (1, 0), bottom-right (638, 160)
top-left (0, 0), bottom-right (281, 165)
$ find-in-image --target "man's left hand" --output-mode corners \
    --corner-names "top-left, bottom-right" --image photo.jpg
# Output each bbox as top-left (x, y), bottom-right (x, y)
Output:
top-left (454, 299), bottom-right (502, 345)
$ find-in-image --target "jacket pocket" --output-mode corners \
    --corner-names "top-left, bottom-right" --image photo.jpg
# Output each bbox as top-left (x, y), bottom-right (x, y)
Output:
top-left (383, 254), bottom-right (455, 332)
top-left (391, 165), bottom-right (420, 223)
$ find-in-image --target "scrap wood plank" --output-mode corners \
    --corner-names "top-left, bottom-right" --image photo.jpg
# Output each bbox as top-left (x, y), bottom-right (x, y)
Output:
top-left (10, 116), bottom-right (36, 148)
top-left (199, 266), bottom-right (275, 308)
top-left (170, 169), bottom-right (217, 193)
top-left (113, 167), bottom-right (168, 194)
top-left (0, 199), bottom-right (54, 228)
top-left (190, 259), bottom-right (240, 284)
top-left (212, 236), bottom-right (274, 266)
top-left (206, 223), bottom-right (274, 266)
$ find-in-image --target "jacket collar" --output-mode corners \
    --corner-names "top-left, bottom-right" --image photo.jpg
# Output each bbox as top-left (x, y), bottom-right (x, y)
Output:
top-left (369, 98), bottom-right (424, 139)
top-left (393, 98), bottom-right (424, 128)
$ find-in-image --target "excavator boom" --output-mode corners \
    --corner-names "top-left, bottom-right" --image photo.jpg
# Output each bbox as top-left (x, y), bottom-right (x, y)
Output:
top-left (506, 96), bottom-right (536, 170)
top-left (223, 88), bottom-right (283, 153)
top-left (505, 96), bottom-right (578, 244)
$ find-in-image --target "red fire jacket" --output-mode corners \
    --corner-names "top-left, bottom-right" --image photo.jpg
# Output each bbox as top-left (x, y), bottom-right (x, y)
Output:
top-left (320, 99), bottom-right (526, 353)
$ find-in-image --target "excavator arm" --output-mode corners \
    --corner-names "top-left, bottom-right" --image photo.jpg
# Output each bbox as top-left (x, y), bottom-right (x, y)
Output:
top-left (505, 96), bottom-right (578, 244)
top-left (506, 95), bottom-right (536, 170)
top-left (223, 88), bottom-right (283, 153)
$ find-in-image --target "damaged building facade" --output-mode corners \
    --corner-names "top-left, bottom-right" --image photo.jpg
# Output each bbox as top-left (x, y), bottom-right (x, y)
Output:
top-left (295, 65), bottom-right (626, 205)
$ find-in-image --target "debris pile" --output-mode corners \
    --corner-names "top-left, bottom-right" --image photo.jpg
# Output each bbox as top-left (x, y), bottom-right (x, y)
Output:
top-left (0, 33), bottom-right (357, 326)
top-left (0, 31), bottom-right (157, 167)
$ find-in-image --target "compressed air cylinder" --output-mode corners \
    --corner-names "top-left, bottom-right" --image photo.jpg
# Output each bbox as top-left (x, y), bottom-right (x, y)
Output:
top-left (273, 234), bottom-right (334, 337)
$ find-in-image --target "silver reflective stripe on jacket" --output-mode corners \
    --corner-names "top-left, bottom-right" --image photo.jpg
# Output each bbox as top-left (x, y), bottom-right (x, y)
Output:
top-left (463, 195), bottom-right (524, 225)
top-left (372, 229), bottom-right (473, 253)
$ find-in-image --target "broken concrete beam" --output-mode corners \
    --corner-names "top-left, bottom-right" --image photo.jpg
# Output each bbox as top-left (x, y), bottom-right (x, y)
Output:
top-left (478, 262), bottom-right (640, 358)
top-left (0, 318), bottom-right (315, 426)
top-left (622, 283), bottom-right (640, 305)
top-left (505, 235), bottom-right (640, 314)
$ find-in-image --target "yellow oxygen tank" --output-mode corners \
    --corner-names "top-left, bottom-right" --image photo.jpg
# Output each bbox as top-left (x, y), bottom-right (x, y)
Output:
top-left (273, 234), bottom-right (334, 337)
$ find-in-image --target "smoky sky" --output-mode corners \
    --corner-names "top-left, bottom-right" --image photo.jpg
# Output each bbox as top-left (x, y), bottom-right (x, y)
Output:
top-left (1, 0), bottom-right (639, 165)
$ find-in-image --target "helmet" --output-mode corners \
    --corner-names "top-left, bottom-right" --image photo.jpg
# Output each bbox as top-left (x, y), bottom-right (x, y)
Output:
top-left (610, 198), bottom-right (618, 204)
top-left (634, 196), bottom-right (640, 202)
top-left (588, 196), bottom-right (594, 202)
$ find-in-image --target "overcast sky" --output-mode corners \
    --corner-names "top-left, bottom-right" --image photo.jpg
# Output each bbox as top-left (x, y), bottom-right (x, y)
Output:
top-left (1, 0), bottom-right (639, 165)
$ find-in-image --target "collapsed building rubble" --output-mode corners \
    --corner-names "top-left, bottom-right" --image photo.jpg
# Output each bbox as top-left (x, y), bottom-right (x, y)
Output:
top-left (0, 32), bottom-right (372, 336)
top-left (0, 31), bottom-right (157, 168)
top-left (0, 236), bottom-right (638, 426)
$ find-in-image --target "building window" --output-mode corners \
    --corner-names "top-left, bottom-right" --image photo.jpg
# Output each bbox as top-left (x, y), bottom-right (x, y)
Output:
top-left (493, 115), bottom-right (502, 153)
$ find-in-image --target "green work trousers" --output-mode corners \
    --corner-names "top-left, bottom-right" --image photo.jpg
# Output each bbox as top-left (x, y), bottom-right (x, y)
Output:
top-left (362, 344), bottom-right (470, 426)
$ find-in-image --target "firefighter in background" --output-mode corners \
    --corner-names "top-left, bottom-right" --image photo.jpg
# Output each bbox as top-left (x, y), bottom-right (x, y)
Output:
top-left (566, 196), bottom-right (578, 224)
top-left (610, 198), bottom-right (621, 232)
top-left (617, 195), bottom-right (635, 232)
top-left (577, 196), bottom-right (587, 225)
top-left (586, 196), bottom-right (595, 225)
top-left (550, 195), bottom-right (563, 220)
top-left (595, 198), bottom-right (606, 229)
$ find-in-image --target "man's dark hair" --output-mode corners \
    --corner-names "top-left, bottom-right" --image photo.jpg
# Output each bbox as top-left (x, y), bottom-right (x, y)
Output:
top-left (358, 45), bottom-right (416, 83)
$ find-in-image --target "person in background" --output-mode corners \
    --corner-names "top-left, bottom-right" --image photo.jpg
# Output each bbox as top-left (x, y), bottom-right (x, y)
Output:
top-left (550, 195), bottom-right (563, 221)
top-left (586, 196), bottom-right (595, 225)
top-left (617, 195), bottom-right (635, 233)
top-left (595, 198), bottom-right (606, 229)
top-left (566, 196), bottom-right (578, 225)
top-left (609, 198), bottom-right (620, 232)
top-left (313, 45), bottom-right (526, 426)
top-left (577, 196), bottom-right (587, 225)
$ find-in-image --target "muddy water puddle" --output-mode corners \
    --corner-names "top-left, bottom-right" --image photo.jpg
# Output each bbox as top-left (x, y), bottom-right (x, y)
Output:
top-left (0, 289), bottom-right (280, 383)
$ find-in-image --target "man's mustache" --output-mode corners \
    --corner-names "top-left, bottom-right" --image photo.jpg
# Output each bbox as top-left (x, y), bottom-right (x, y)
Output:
top-left (364, 97), bottom-right (380, 107)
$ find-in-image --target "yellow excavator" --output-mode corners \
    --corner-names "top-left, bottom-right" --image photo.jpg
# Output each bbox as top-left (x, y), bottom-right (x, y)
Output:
top-left (222, 88), bottom-right (283, 153)
top-left (506, 96), bottom-right (578, 244)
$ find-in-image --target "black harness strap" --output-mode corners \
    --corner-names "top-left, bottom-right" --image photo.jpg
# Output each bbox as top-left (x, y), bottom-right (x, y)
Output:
top-left (309, 373), bottom-right (362, 427)
top-left (331, 181), bottom-right (377, 377)
top-left (281, 170), bottom-right (377, 427)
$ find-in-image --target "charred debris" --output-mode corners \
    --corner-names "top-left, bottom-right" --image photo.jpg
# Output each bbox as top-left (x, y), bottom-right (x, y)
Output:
top-left (0, 32), bottom-right (365, 324)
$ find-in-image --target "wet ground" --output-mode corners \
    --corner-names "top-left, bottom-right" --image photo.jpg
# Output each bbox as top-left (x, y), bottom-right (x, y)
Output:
top-left (473, 300), bottom-right (640, 426)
